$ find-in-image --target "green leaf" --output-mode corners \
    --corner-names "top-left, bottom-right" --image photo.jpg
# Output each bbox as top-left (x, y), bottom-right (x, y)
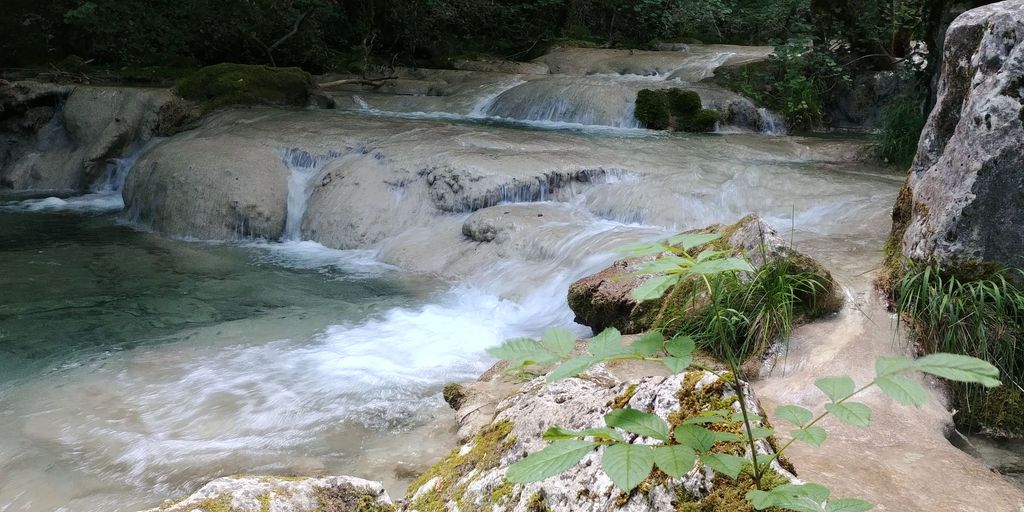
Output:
top-left (826, 498), bottom-right (874, 512)
top-left (815, 376), bottom-right (855, 402)
top-left (666, 232), bottom-right (721, 250)
top-left (748, 484), bottom-right (832, 512)
top-left (540, 327), bottom-right (575, 357)
top-left (666, 335), bottom-right (696, 358)
top-left (652, 444), bottom-right (697, 478)
top-left (543, 425), bottom-right (624, 441)
top-left (505, 440), bottom-right (598, 483)
top-left (876, 375), bottom-right (928, 407)
top-left (675, 424), bottom-right (717, 452)
top-left (687, 257), bottom-right (755, 275)
top-left (748, 427), bottom-right (775, 439)
top-left (631, 331), bottom-right (664, 356)
top-left (791, 426), bottom-right (827, 447)
top-left (700, 453), bottom-right (746, 479)
top-left (635, 258), bottom-right (687, 275)
top-left (874, 356), bottom-right (915, 378)
top-left (604, 408), bottom-right (670, 442)
top-left (487, 337), bottom-right (558, 367)
top-left (775, 405), bottom-right (814, 427)
top-left (632, 274), bottom-right (680, 302)
top-left (914, 353), bottom-right (1001, 388)
top-left (824, 402), bottom-right (872, 427)
top-left (616, 241), bottom-right (668, 257)
top-left (541, 425), bottom-right (580, 440)
top-left (745, 489), bottom-right (775, 510)
top-left (546, 355), bottom-right (600, 382)
top-left (590, 327), bottom-right (629, 358)
top-left (661, 356), bottom-right (692, 373)
top-left (602, 444), bottom-right (655, 492)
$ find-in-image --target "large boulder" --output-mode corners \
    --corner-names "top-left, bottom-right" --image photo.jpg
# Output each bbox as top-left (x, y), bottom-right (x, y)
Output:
top-left (140, 475), bottom-right (394, 512)
top-left (886, 0), bottom-right (1024, 279)
top-left (0, 81), bottom-right (175, 192)
top-left (407, 363), bottom-right (795, 511)
top-left (568, 214), bottom-right (842, 335)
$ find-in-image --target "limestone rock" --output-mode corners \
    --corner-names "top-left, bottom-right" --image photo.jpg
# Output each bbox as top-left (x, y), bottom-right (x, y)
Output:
top-left (452, 59), bottom-right (550, 75)
top-left (0, 81), bottom-right (175, 192)
top-left (406, 365), bottom-right (795, 512)
top-left (568, 214), bottom-right (842, 334)
top-left (891, 0), bottom-right (1024, 276)
top-left (140, 475), bottom-right (393, 512)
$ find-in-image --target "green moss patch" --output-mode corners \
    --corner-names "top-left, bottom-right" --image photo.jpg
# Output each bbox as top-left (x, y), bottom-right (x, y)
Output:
top-left (406, 420), bottom-right (516, 511)
top-left (177, 63), bottom-right (312, 112)
top-left (634, 88), bottom-right (719, 132)
top-left (677, 465), bottom-right (789, 512)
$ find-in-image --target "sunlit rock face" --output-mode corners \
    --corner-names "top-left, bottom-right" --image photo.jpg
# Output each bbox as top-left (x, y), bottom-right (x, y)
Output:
top-left (894, 0), bottom-right (1024, 275)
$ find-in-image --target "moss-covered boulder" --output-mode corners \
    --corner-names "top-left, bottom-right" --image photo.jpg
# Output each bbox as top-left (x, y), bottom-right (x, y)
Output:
top-left (407, 363), bottom-right (796, 511)
top-left (634, 88), bottom-right (720, 132)
top-left (568, 214), bottom-right (842, 336)
top-left (177, 63), bottom-right (313, 112)
top-left (140, 475), bottom-right (393, 512)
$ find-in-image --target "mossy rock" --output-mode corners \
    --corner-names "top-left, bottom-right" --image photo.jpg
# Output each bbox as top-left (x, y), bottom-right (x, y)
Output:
top-left (634, 88), bottom-right (718, 133)
top-left (635, 89), bottom-right (671, 130)
top-left (177, 63), bottom-right (312, 112)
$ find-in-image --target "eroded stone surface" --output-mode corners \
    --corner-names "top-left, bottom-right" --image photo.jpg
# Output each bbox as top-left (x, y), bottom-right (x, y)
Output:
top-left (139, 475), bottom-right (393, 512)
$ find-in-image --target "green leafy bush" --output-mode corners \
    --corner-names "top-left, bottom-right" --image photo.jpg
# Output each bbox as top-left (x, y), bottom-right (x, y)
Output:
top-left (635, 89), bottom-right (719, 132)
top-left (681, 108), bottom-right (721, 132)
top-left (873, 96), bottom-right (925, 167)
top-left (177, 63), bottom-right (312, 112)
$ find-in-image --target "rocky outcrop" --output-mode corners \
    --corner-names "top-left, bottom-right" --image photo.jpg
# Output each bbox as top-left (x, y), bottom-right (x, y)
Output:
top-left (0, 81), bottom-right (176, 192)
top-left (408, 363), bottom-right (795, 511)
top-left (452, 59), bottom-right (550, 75)
top-left (568, 214), bottom-right (842, 334)
top-left (141, 476), bottom-right (394, 512)
top-left (887, 0), bottom-right (1024, 278)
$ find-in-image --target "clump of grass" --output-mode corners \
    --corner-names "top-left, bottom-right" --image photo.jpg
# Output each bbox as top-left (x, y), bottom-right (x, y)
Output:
top-left (874, 96), bottom-right (925, 167)
top-left (895, 262), bottom-right (1024, 433)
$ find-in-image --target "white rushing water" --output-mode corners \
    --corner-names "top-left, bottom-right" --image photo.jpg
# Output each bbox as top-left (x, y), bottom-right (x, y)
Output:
top-left (280, 148), bottom-right (346, 241)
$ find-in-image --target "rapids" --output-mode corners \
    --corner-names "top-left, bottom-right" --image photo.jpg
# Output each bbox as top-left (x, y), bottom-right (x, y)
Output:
top-left (0, 44), bottom-right (1019, 511)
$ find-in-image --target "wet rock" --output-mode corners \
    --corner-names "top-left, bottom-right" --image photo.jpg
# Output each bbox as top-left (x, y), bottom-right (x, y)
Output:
top-left (406, 365), bottom-right (795, 511)
top-left (453, 59), bottom-right (550, 75)
top-left (0, 81), bottom-right (175, 192)
top-left (888, 0), bottom-right (1024, 277)
top-left (568, 214), bottom-right (842, 334)
top-left (139, 475), bottom-right (393, 512)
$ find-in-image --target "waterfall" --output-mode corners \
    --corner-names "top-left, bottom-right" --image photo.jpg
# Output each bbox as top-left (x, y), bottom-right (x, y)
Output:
top-left (469, 78), bottom-right (526, 118)
top-left (757, 108), bottom-right (787, 136)
top-left (280, 148), bottom-right (343, 241)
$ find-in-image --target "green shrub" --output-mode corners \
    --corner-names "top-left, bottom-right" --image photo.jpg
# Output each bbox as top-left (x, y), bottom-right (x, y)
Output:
top-left (667, 89), bottom-right (702, 117)
top-left (895, 262), bottom-right (1024, 434)
top-left (874, 96), bottom-right (925, 167)
top-left (679, 108), bottom-right (720, 133)
top-left (177, 63), bottom-right (312, 112)
top-left (635, 89), bottom-right (671, 130)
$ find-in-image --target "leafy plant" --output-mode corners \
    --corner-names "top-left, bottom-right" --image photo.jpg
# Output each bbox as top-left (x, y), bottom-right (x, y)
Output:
top-left (894, 262), bottom-right (1024, 432)
top-left (873, 96), bottom-right (924, 167)
top-left (488, 233), bottom-right (1002, 511)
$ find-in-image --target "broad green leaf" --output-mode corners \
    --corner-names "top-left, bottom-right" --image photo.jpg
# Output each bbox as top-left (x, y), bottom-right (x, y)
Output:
top-left (748, 427), bottom-right (775, 439)
top-left (661, 355), bottom-right (692, 373)
top-left (700, 453), bottom-right (746, 479)
top-left (824, 402), bottom-right (872, 427)
top-left (695, 248), bottom-right (718, 262)
top-left (775, 404), bottom-right (814, 427)
top-left (666, 335), bottom-right (696, 358)
top-left (876, 375), bottom-right (928, 407)
top-left (674, 425), bottom-right (740, 451)
top-left (652, 444), bottom-right (697, 478)
top-left (604, 408), bottom-right (670, 442)
top-left (914, 354), bottom-right (1001, 388)
top-left (730, 411), bottom-right (762, 423)
top-left (487, 338), bottom-right (558, 367)
top-left (632, 274), bottom-right (680, 302)
top-left (602, 444), bottom-right (655, 492)
top-left (540, 327), bottom-right (575, 357)
top-left (616, 242), bottom-right (668, 257)
top-left (791, 426), bottom-right (828, 447)
top-left (746, 489), bottom-right (775, 510)
top-left (748, 483), bottom-right (831, 512)
top-left (505, 440), bottom-right (597, 483)
top-left (546, 355), bottom-right (600, 382)
top-left (874, 356), bottom-right (915, 378)
top-left (826, 498), bottom-right (874, 512)
top-left (635, 258), bottom-right (687, 275)
top-left (543, 426), bottom-right (624, 442)
top-left (590, 327), bottom-right (629, 358)
top-left (631, 331), bottom-right (664, 356)
top-left (666, 232), bottom-right (721, 250)
top-left (815, 376), bottom-right (855, 402)
top-left (687, 257), bottom-right (755, 275)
